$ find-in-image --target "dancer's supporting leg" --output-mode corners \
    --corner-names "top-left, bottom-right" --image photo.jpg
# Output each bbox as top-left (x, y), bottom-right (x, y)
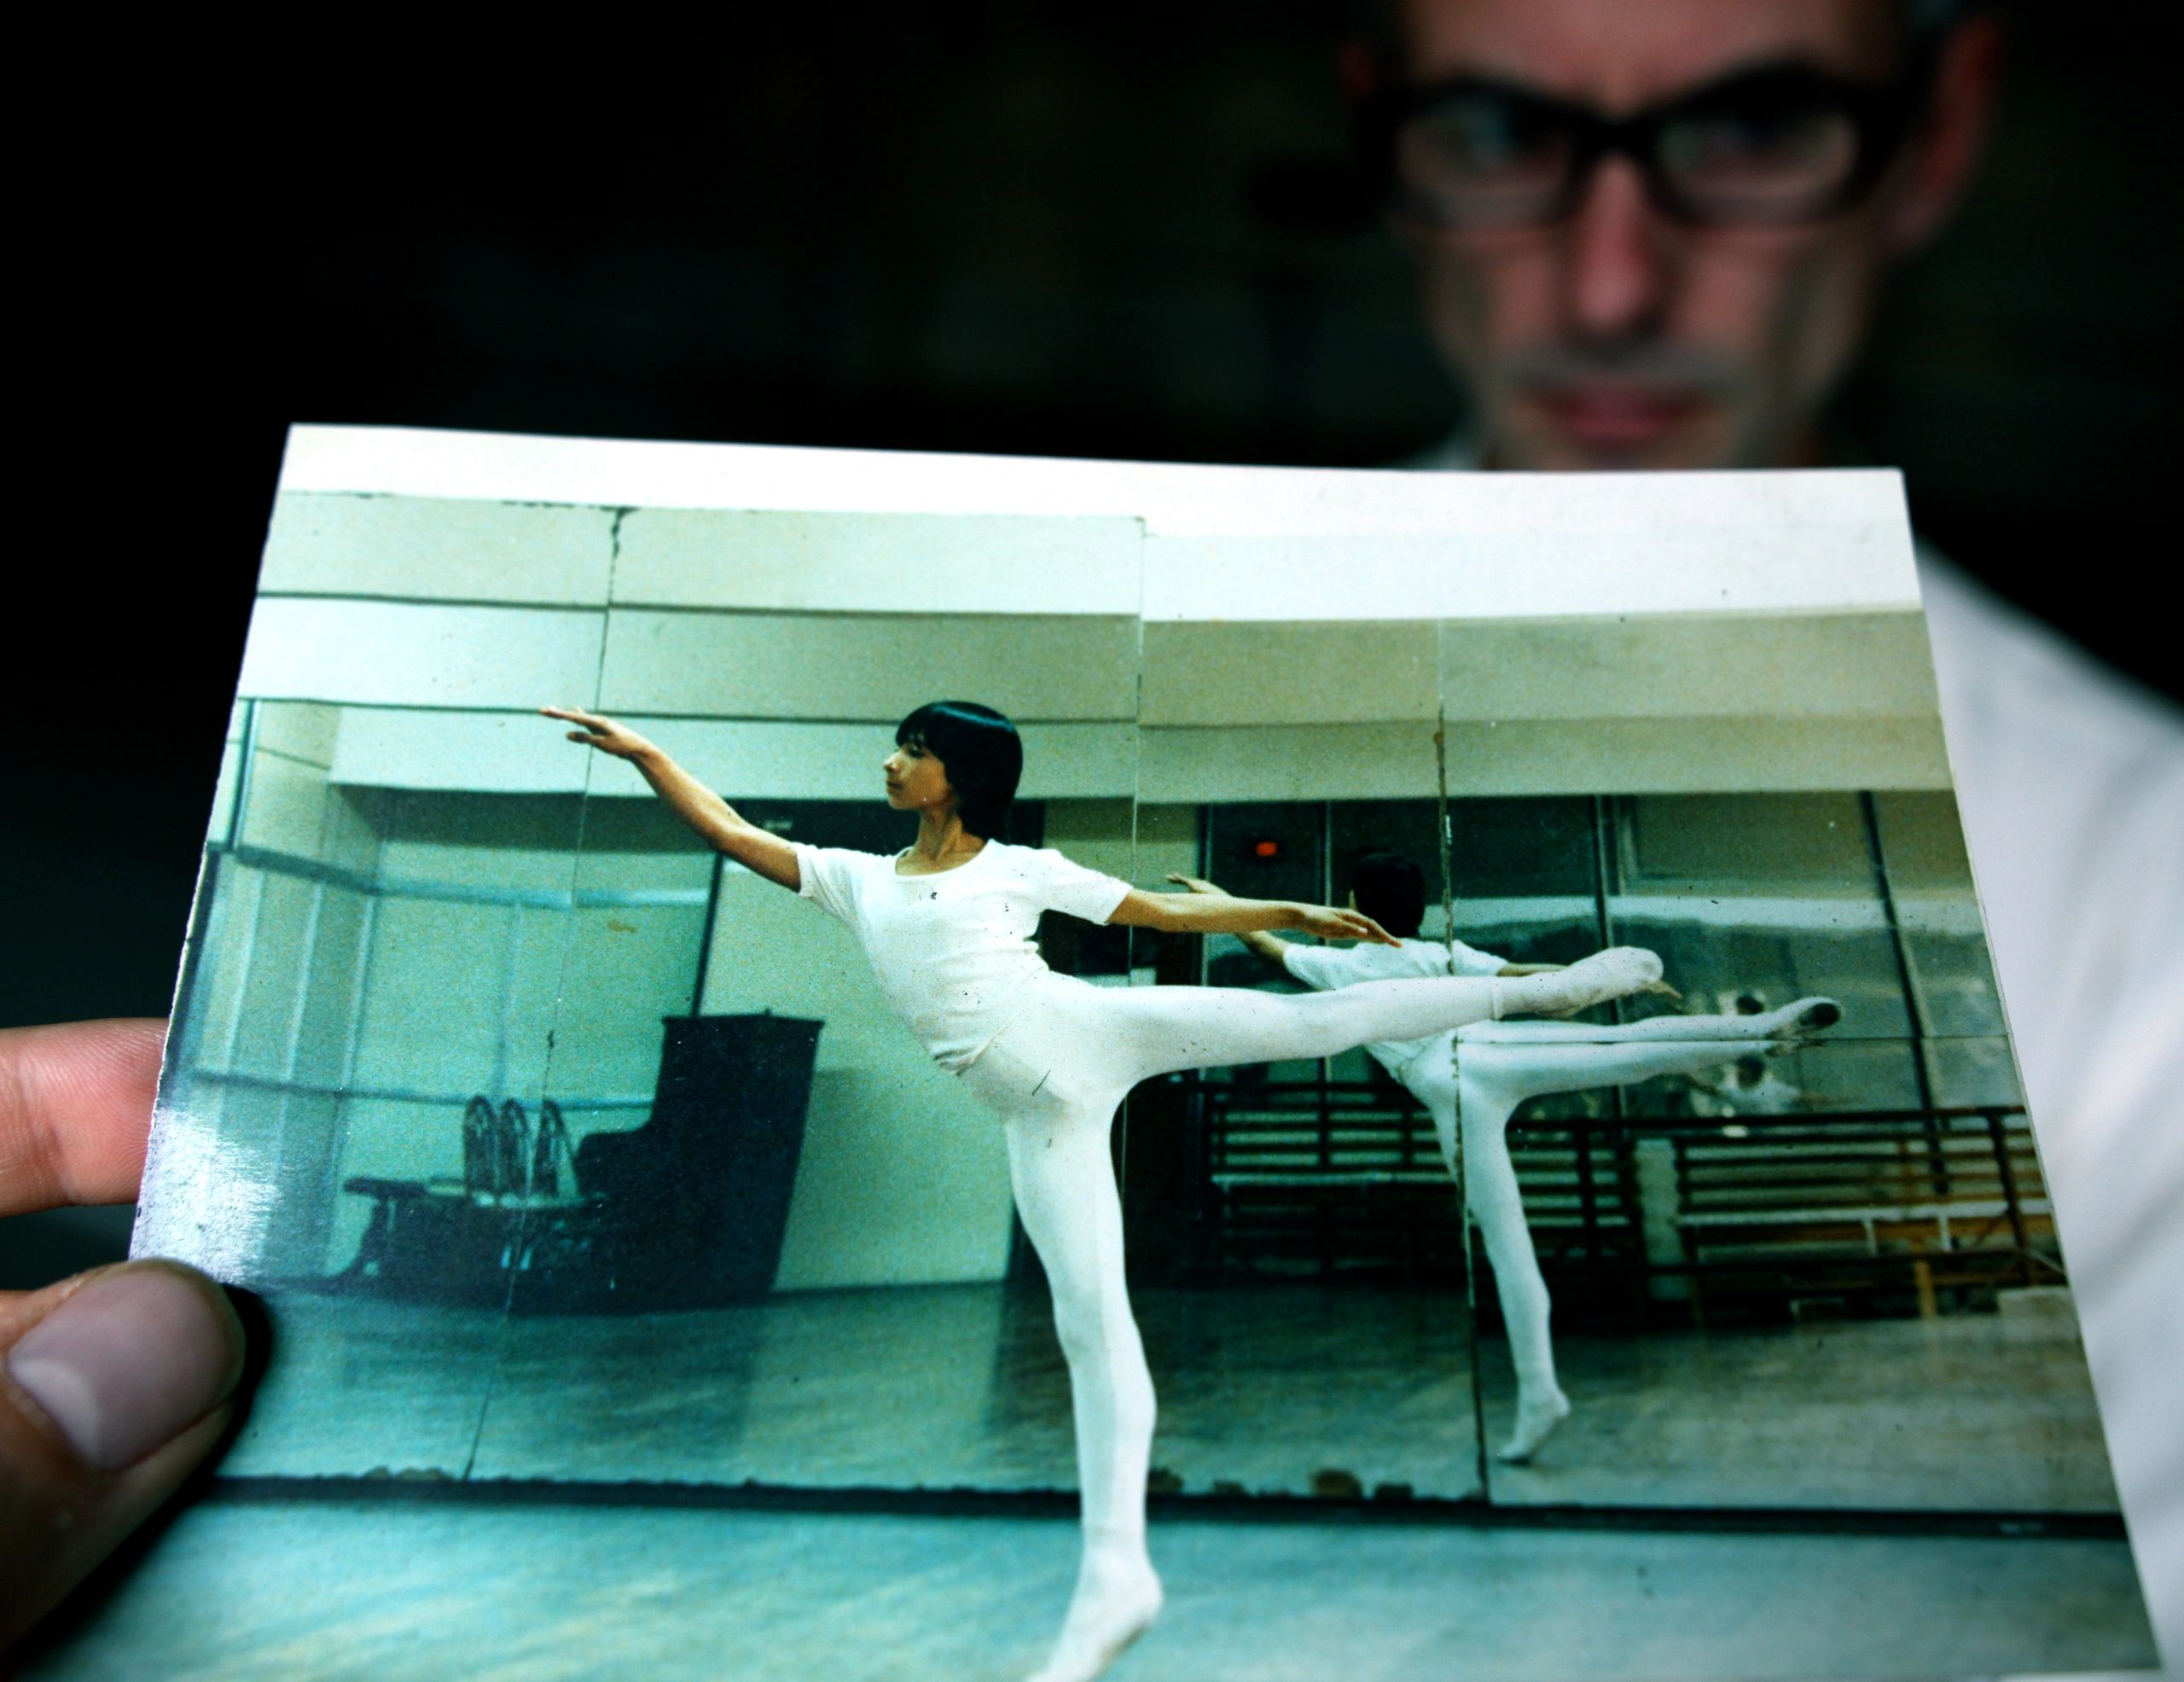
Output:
top-left (956, 951), bottom-right (1668, 1682)
top-left (961, 1016), bottom-right (1162, 1682)
top-left (1437, 995), bottom-right (1841, 1462)
top-left (1401, 1052), bottom-right (1567, 1463)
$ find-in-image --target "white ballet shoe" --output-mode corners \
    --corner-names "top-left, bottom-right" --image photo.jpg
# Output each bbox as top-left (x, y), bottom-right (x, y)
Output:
top-left (1496, 1388), bottom-right (1572, 1464)
top-left (1649, 995), bottom-right (1842, 1045)
top-left (1025, 1551), bottom-right (1164, 1682)
top-left (1766, 996), bottom-right (1841, 1038)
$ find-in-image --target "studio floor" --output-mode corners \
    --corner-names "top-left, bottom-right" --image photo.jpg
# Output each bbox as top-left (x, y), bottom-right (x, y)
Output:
top-left (218, 1281), bottom-right (2119, 1513)
top-left (26, 1497), bottom-right (2158, 1682)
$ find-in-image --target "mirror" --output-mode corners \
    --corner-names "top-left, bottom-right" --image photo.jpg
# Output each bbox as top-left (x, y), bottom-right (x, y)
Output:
top-left (1119, 556), bottom-right (1481, 1499)
top-left (1437, 603), bottom-right (2113, 1513)
top-left (152, 699), bottom-right (607, 1474)
top-left (444, 502), bottom-right (1153, 1494)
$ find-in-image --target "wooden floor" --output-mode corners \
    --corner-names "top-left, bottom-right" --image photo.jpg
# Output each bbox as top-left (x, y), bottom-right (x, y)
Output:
top-left (29, 1499), bottom-right (2157, 1682)
top-left (214, 1278), bottom-right (2113, 1512)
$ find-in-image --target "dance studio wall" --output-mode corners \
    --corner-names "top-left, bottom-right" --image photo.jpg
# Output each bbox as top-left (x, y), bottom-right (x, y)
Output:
top-left (698, 864), bottom-right (1019, 1291)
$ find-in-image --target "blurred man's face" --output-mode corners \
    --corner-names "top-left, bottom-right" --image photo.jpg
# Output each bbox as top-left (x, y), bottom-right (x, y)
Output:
top-left (1391, 0), bottom-right (1938, 470)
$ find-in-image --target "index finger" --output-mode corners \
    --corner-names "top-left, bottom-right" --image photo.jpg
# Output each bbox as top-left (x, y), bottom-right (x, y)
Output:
top-left (0, 1020), bottom-right (166, 1216)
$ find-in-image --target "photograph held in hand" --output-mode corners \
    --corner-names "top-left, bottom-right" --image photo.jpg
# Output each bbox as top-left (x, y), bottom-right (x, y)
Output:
top-left (44, 427), bottom-right (2150, 1682)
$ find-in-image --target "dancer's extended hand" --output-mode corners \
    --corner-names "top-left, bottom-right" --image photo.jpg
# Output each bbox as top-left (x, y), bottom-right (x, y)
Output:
top-left (1292, 905), bottom-right (1399, 946)
top-left (1164, 874), bottom-right (1226, 897)
top-left (542, 706), bottom-right (658, 763)
top-left (0, 1020), bottom-right (249, 1652)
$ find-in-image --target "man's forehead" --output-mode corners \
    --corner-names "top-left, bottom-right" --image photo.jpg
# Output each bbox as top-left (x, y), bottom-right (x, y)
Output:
top-left (1391, 0), bottom-right (1904, 105)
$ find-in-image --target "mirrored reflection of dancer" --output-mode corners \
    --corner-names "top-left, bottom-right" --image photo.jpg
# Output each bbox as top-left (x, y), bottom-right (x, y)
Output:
top-left (1177, 855), bottom-right (1838, 1464)
top-left (544, 702), bottom-right (1664, 1682)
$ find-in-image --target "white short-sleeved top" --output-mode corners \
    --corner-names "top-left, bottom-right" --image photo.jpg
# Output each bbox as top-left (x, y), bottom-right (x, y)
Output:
top-left (793, 840), bottom-right (1134, 1071)
top-left (1281, 935), bottom-right (1507, 1073)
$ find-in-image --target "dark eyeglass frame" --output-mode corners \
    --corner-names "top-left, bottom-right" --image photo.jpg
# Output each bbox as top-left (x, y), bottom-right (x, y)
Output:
top-left (1358, 60), bottom-right (1934, 232)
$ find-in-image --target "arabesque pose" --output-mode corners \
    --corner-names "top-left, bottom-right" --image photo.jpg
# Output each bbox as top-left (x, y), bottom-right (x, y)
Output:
top-left (544, 700), bottom-right (1667, 1682)
top-left (1176, 854), bottom-right (1838, 1463)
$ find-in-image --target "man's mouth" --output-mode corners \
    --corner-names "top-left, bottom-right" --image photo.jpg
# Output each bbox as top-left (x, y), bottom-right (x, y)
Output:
top-left (1532, 386), bottom-right (1705, 451)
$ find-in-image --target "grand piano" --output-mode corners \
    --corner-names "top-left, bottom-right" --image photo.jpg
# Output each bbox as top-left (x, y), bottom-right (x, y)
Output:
top-left (340, 1012), bottom-right (822, 1312)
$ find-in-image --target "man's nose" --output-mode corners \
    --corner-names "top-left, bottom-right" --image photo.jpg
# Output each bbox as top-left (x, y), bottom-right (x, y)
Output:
top-left (1560, 156), bottom-right (1671, 338)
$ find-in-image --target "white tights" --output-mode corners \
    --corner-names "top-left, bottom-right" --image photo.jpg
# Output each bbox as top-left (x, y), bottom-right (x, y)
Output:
top-left (952, 946), bottom-right (1664, 1682)
top-left (1403, 995), bottom-right (1843, 1461)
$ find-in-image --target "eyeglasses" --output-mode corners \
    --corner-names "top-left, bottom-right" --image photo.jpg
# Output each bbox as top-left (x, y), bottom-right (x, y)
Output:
top-left (1362, 62), bottom-right (1927, 232)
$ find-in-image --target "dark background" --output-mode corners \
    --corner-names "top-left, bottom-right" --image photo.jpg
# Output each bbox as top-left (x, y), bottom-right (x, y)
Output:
top-left (11, 1), bottom-right (2178, 1056)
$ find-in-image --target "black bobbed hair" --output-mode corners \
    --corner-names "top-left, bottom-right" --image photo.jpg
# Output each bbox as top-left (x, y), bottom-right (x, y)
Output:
top-left (1348, 850), bottom-right (1427, 940)
top-left (896, 701), bottom-right (1023, 839)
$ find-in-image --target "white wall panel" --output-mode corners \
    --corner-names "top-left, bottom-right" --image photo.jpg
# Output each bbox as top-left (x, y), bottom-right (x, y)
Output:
top-left (634, 719), bottom-right (1138, 802)
top-left (236, 598), bottom-right (605, 707)
top-left (1138, 724), bottom-right (1443, 804)
top-left (614, 508), bottom-right (1141, 614)
top-left (1441, 716), bottom-right (1953, 794)
top-left (330, 707), bottom-right (595, 794)
top-left (258, 492), bottom-right (615, 605)
top-left (1439, 612), bottom-right (1938, 722)
top-left (1141, 620), bottom-right (1438, 726)
top-left (599, 610), bottom-right (1137, 721)
top-left (325, 711), bottom-right (1138, 800)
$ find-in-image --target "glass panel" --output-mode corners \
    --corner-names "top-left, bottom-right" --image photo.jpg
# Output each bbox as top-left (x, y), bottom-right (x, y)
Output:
top-left (451, 503), bottom-right (1152, 1497)
top-left (1123, 597), bottom-right (1479, 1499)
top-left (1437, 600), bottom-right (2114, 1514)
top-left (1607, 791), bottom-right (1912, 1038)
top-left (139, 483), bottom-right (622, 1477)
top-left (143, 700), bottom-right (601, 1476)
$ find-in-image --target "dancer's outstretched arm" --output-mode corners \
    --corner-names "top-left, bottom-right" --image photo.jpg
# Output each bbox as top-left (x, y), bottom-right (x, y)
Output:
top-left (1108, 884), bottom-right (1396, 946)
top-left (1164, 875), bottom-right (1295, 962)
top-left (1170, 873), bottom-right (1682, 1007)
top-left (542, 706), bottom-right (801, 889)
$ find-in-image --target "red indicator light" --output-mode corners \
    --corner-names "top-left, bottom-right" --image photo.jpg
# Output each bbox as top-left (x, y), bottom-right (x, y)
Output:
top-left (1252, 840), bottom-right (1280, 858)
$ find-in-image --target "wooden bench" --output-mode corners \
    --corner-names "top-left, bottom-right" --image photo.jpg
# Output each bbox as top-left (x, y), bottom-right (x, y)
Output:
top-left (1188, 1083), bottom-right (2054, 1321)
top-left (1188, 1079), bottom-right (1639, 1286)
top-left (1668, 1105), bottom-right (2053, 1319)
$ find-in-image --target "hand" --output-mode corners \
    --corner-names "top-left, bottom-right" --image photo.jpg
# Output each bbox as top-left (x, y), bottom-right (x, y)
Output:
top-left (1641, 979), bottom-right (1684, 1002)
top-left (0, 1021), bottom-right (248, 1651)
top-left (1164, 873), bottom-right (1226, 897)
top-left (541, 705), bottom-right (657, 763)
top-left (1290, 904), bottom-right (1400, 946)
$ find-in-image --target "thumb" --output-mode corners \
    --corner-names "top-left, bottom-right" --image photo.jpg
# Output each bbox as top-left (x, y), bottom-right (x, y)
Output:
top-left (1, 1260), bottom-right (247, 1647)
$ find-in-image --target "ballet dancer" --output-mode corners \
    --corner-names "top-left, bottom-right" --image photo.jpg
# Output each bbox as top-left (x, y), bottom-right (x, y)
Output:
top-left (1176, 854), bottom-right (1838, 1464)
top-left (543, 701), bottom-right (1667, 1682)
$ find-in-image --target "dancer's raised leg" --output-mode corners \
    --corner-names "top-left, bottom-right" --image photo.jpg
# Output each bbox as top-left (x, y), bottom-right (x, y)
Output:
top-left (1103, 946), bottom-right (1664, 1083)
top-left (1002, 1093), bottom-right (1165, 1682)
top-left (1456, 994), bottom-right (1839, 1050)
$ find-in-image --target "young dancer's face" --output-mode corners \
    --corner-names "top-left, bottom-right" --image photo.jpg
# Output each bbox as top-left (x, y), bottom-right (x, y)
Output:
top-left (883, 739), bottom-right (956, 815)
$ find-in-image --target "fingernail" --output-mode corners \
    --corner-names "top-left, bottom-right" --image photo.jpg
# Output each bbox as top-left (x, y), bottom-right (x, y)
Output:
top-left (8, 1266), bottom-right (244, 1471)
